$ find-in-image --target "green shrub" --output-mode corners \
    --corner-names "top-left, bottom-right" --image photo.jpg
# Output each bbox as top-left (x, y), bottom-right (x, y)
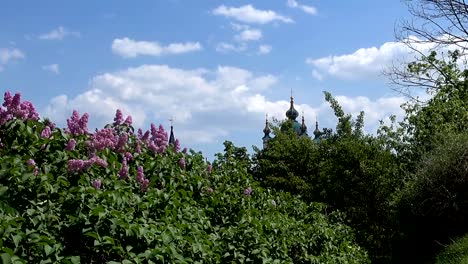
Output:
top-left (0, 92), bottom-right (368, 263)
top-left (396, 132), bottom-right (468, 263)
top-left (435, 234), bottom-right (468, 264)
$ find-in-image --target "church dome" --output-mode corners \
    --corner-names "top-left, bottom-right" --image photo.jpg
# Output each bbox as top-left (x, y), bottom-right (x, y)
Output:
top-left (285, 96), bottom-right (299, 120)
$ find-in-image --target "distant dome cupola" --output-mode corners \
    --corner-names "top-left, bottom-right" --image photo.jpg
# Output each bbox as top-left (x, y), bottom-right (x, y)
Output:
top-left (285, 96), bottom-right (299, 121)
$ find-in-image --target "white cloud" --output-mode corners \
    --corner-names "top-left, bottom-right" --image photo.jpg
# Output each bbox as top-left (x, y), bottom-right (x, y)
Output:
top-left (306, 38), bottom-right (440, 80)
top-left (213, 5), bottom-right (293, 24)
top-left (235, 29), bottom-right (262, 42)
top-left (42, 64), bottom-right (60, 74)
top-left (311, 69), bottom-right (323, 80)
top-left (39, 26), bottom-right (80, 40)
top-left (112, 38), bottom-right (202, 58)
top-left (216, 42), bottom-right (247, 53)
top-left (287, 0), bottom-right (317, 15)
top-left (0, 48), bottom-right (24, 71)
top-left (258, 45), bottom-right (272, 54)
top-left (44, 64), bottom-right (280, 145)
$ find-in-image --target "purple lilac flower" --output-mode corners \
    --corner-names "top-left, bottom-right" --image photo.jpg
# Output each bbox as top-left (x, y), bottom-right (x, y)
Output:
top-left (88, 128), bottom-right (118, 151)
top-left (174, 139), bottom-right (180, 152)
top-left (244, 187), bottom-right (253, 196)
top-left (182, 148), bottom-right (187, 154)
top-left (137, 128), bottom-right (143, 139)
top-left (124, 152), bottom-right (133, 161)
top-left (135, 142), bottom-right (142, 154)
top-left (65, 139), bottom-right (76, 151)
top-left (141, 131), bottom-right (150, 142)
top-left (115, 133), bottom-right (128, 153)
top-left (66, 110), bottom-right (89, 136)
top-left (91, 156), bottom-right (108, 168)
top-left (27, 159), bottom-right (36, 166)
top-left (1, 92), bottom-right (39, 125)
top-left (67, 159), bottom-right (94, 173)
top-left (113, 109), bottom-right (124, 125)
top-left (33, 166), bottom-right (39, 176)
top-left (136, 165), bottom-right (144, 184)
top-left (41, 126), bottom-right (52, 138)
top-left (207, 188), bottom-right (213, 193)
top-left (179, 158), bottom-right (186, 169)
top-left (148, 123), bottom-right (168, 154)
top-left (207, 164), bottom-right (212, 174)
top-left (140, 178), bottom-right (150, 192)
top-left (118, 159), bottom-right (129, 179)
top-left (124, 115), bottom-right (132, 126)
top-left (92, 179), bottom-right (102, 189)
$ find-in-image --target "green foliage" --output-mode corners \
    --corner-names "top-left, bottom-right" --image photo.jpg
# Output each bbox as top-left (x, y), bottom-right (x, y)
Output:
top-left (253, 92), bottom-right (403, 263)
top-left (395, 132), bottom-right (468, 263)
top-left (435, 234), bottom-right (468, 264)
top-left (0, 110), bottom-right (368, 263)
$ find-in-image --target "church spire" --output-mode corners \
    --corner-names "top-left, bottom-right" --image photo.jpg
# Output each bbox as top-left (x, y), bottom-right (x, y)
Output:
top-left (313, 116), bottom-right (321, 139)
top-left (285, 90), bottom-right (299, 120)
top-left (300, 112), bottom-right (308, 136)
top-left (262, 114), bottom-right (272, 148)
top-left (168, 118), bottom-right (175, 145)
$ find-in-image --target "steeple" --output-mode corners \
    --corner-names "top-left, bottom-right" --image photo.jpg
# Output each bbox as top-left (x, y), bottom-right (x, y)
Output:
top-left (313, 118), bottom-right (321, 140)
top-left (300, 113), bottom-right (308, 137)
top-left (262, 114), bottom-right (272, 148)
top-left (168, 118), bottom-right (175, 145)
top-left (285, 96), bottom-right (299, 121)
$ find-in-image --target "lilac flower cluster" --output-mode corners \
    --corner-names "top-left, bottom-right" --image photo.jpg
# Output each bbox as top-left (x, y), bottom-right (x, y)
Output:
top-left (118, 159), bottom-right (129, 179)
top-left (174, 139), bottom-right (181, 152)
top-left (66, 110), bottom-right (89, 136)
top-left (67, 156), bottom-right (108, 173)
top-left (136, 166), bottom-right (149, 192)
top-left (92, 179), bottom-right (102, 189)
top-left (41, 126), bottom-right (52, 138)
top-left (244, 187), bottom-right (253, 196)
top-left (65, 139), bottom-right (76, 151)
top-left (113, 109), bottom-right (133, 126)
top-left (179, 158), bottom-right (186, 169)
top-left (147, 124), bottom-right (168, 154)
top-left (0, 92), bottom-right (39, 125)
top-left (87, 128), bottom-right (118, 151)
top-left (207, 164), bottom-right (213, 174)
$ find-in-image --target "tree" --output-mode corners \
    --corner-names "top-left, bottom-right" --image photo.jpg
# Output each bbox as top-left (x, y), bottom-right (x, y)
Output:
top-left (390, 0), bottom-right (468, 96)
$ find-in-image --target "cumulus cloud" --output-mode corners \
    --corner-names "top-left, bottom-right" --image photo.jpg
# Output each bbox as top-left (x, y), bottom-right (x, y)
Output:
top-left (39, 26), bottom-right (80, 40)
top-left (258, 45), bottom-right (272, 55)
top-left (42, 64), bottom-right (60, 74)
top-left (305, 37), bottom-right (455, 80)
top-left (213, 5), bottom-right (293, 24)
top-left (235, 29), bottom-right (262, 42)
top-left (112, 38), bottom-right (202, 58)
top-left (216, 42), bottom-right (247, 53)
top-left (287, 0), bottom-right (318, 15)
top-left (0, 48), bottom-right (24, 71)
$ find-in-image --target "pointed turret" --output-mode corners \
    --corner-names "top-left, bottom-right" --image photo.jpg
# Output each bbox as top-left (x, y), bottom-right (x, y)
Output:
top-left (300, 114), bottom-right (308, 137)
top-left (313, 119), bottom-right (321, 140)
top-left (262, 115), bottom-right (272, 148)
top-left (168, 118), bottom-right (175, 145)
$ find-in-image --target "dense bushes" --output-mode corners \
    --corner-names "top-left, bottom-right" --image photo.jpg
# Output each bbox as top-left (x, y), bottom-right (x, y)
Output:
top-left (0, 92), bottom-right (368, 263)
top-left (395, 132), bottom-right (468, 263)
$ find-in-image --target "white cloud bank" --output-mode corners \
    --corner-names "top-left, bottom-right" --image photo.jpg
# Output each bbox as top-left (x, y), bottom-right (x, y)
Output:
top-left (44, 64), bottom-right (406, 149)
top-left (258, 45), bottom-right (272, 55)
top-left (112, 38), bottom-right (202, 58)
top-left (0, 48), bottom-right (24, 71)
top-left (287, 0), bottom-right (318, 15)
top-left (305, 37), bottom-right (463, 80)
top-left (213, 5), bottom-right (293, 24)
top-left (39, 26), bottom-right (80, 40)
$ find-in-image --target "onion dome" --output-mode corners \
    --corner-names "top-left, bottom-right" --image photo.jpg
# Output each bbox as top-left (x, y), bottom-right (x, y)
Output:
top-left (262, 117), bottom-right (272, 148)
top-left (300, 115), bottom-right (308, 137)
top-left (285, 96), bottom-right (299, 121)
top-left (313, 120), bottom-right (321, 139)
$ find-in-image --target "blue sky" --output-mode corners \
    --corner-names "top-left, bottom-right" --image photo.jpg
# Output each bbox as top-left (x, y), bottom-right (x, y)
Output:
top-left (1, 0), bottom-right (416, 158)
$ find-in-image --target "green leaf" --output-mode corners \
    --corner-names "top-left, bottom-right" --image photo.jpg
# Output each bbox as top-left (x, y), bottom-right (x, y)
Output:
top-left (1, 253), bottom-right (11, 264)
